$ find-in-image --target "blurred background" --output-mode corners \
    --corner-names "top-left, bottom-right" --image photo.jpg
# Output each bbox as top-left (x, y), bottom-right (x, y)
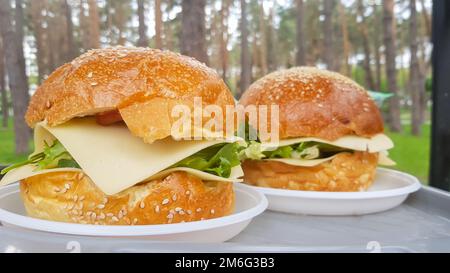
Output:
top-left (0, 0), bottom-right (432, 183)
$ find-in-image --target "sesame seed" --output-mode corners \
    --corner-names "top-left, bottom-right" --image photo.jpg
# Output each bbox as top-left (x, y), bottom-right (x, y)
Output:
top-left (61, 188), bottom-right (68, 194)
top-left (210, 209), bottom-right (215, 214)
top-left (155, 205), bottom-right (160, 213)
top-left (79, 196), bottom-right (85, 201)
top-left (125, 218), bottom-right (131, 225)
top-left (196, 208), bottom-right (202, 212)
top-left (87, 72), bottom-right (93, 78)
top-left (98, 213), bottom-right (105, 220)
top-left (97, 204), bottom-right (105, 209)
top-left (111, 216), bottom-right (119, 222)
top-left (187, 210), bottom-right (192, 215)
top-left (185, 190), bottom-right (190, 195)
top-left (106, 213), bottom-right (114, 217)
top-left (179, 211), bottom-right (185, 215)
top-left (86, 211), bottom-right (93, 216)
top-left (77, 173), bottom-right (84, 180)
top-left (64, 183), bottom-right (71, 190)
top-left (139, 201), bottom-right (145, 209)
top-left (91, 213), bottom-right (97, 220)
top-left (133, 218), bottom-right (138, 224)
top-left (91, 82), bottom-right (98, 86)
top-left (175, 207), bottom-right (182, 212)
top-left (172, 194), bottom-right (177, 201)
top-left (103, 197), bottom-right (108, 204)
top-left (162, 198), bottom-right (169, 205)
top-left (167, 213), bottom-right (174, 219)
top-left (318, 104), bottom-right (324, 108)
top-left (54, 187), bottom-right (61, 192)
top-left (45, 100), bottom-right (51, 109)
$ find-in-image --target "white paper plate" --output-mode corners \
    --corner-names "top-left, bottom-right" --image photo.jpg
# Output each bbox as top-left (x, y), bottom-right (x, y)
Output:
top-left (241, 168), bottom-right (421, 216)
top-left (0, 183), bottom-right (267, 242)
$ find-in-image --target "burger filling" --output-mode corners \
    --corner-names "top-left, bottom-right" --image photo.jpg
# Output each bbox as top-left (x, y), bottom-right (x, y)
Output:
top-left (1, 140), bottom-right (242, 179)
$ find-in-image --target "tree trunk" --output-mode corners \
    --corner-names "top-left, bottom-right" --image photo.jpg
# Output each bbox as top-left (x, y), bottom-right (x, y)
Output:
top-left (409, 0), bottom-right (425, 136)
top-left (47, 1), bottom-right (69, 70)
top-left (63, 0), bottom-right (77, 60)
top-left (0, 37), bottom-right (8, 128)
top-left (418, 0), bottom-right (431, 37)
top-left (219, 0), bottom-right (231, 81)
top-left (14, 0), bottom-right (27, 78)
top-left (0, 0), bottom-right (31, 154)
top-left (258, 1), bottom-right (268, 76)
top-left (338, 1), bottom-right (351, 76)
top-left (87, 0), bottom-right (100, 49)
top-left (306, 0), bottom-right (321, 65)
top-left (30, 0), bottom-right (48, 83)
top-left (357, 0), bottom-right (375, 90)
top-left (267, 6), bottom-right (277, 72)
top-left (137, 0), bottom-right (148, 47)
top-left (239, 0), bottom-right (251, 97)
top-left (181, 0), bottom-right (208, 64)
top-left (295, 0), bottom-right (306, 66)
top-left (79, 0), bottom-right (90, 51)
top-left (323, 0), bottom-right (336, 71)
top-left (373, 3), bottom-right (382, 91)
top-left (383, 0), bottom-right (402, 132)
top-left (155, 0), bottom-right (163, 49)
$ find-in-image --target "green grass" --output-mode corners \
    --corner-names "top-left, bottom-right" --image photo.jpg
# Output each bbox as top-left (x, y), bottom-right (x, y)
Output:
top-left (0, 118), bottom-right (31, 165)
top-left (0, 117), bottom-right (431, 183)
top-left (385, 124), bottom-right (430, 183)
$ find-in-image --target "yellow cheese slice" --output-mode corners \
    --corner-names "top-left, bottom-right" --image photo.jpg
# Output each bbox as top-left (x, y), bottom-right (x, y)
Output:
top-left (0, 164), bottom-right (243, 188)
top-left (264, 155), bottom-right (338, 167)
top-left (0, 165), bottom-right (82, 187)
top-left (265, 151), bottom-right (396, 167)
top-left (261, 133), bottom-right (393, 153)
top-left (378, 151), bottom-right (396, 166)
top-left (145, 165), bottom-right (244, 183)
top-left (3, 118), bottom-right (241, 195)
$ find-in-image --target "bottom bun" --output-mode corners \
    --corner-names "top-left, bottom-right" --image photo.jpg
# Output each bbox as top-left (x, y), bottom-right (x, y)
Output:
top-left (242, 152), bottom-right (378, 192)
top-left (20, 171), bottom-right (234, 225)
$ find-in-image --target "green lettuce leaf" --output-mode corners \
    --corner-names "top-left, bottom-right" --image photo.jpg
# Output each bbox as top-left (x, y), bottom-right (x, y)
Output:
top-left (173, 142), bottom-right (241, 178)
top-left (0, 140), bottom-right (80, 175)
top-left (238, 141), bottom-right (266, 160)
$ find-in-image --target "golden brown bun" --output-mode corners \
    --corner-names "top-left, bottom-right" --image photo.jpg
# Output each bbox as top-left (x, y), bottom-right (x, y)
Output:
top-left (20, 171), bottom-right (234, 225)
top-left (239, 67), bottom-right (384, 140)
top-left (25, 47), bottom-right (235, 143)
top-left (242, 152), bottom-right (378, 192)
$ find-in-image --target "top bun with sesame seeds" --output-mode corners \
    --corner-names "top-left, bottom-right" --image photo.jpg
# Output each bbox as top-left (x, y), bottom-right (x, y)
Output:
top-left (239, 66), bottom-right (384, 141)
top-left (25, 46), bottom-right (235, 143)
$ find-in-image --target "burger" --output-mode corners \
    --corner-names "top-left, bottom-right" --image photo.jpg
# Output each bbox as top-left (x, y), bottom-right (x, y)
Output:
top-left (0, 47), bottom-right (243, 225)
top-left (238, 67), bottom-right (395, 192)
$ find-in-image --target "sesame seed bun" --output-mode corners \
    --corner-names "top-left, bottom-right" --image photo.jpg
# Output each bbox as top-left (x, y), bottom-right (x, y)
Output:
top-left (242, 152), bottom-right (378, 192)
top-left (239, 67), bottom-right (384, 141)
top-left (239, 67), bottom-right (385, 192)
top-left (25, 46), bottom-right (235, 143)
top-left (20, 171), bottom-right (234, 225)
